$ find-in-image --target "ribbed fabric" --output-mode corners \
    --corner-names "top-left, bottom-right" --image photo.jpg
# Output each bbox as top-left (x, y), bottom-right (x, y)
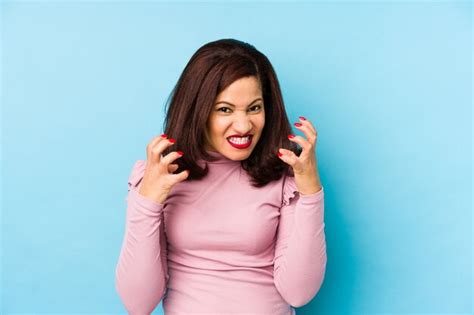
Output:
top-left (115, 150), bottom-right (327, 315)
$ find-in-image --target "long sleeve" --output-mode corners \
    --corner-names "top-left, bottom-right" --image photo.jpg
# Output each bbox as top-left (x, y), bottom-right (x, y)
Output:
top-left (273, 175), bottom-right (327, 308)
top-left (115, 160), bottom-right (170, 315)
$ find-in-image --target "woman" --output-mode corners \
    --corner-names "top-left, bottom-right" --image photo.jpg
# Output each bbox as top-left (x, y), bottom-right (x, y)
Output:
top-left (115, 39), bottom-right (326, 315)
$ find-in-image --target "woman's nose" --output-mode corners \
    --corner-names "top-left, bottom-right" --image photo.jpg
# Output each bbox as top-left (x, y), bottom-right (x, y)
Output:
top-left (233, 117), bottom-right (252, 133)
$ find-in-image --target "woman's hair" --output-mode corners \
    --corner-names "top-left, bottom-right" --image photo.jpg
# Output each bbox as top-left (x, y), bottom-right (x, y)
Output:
top-left (162, 38), bottom-right (301, 187)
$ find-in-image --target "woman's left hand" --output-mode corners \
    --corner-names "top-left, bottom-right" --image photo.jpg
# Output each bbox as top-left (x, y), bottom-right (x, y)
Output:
top-left (278, 116), bottom-right (322, 195)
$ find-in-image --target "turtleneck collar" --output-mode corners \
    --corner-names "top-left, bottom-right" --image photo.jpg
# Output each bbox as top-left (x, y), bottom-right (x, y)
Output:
top-left (201, 150), bottom-right (242, 165)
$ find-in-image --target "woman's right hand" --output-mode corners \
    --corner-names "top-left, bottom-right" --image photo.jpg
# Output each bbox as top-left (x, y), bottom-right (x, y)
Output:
top-left (138, 134), bottom-right (189, 204)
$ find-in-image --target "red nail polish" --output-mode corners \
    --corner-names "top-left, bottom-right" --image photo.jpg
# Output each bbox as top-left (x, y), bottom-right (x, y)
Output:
top-left (161, 133), bottom-right (167, 138)
top-left (169, 138), bottom-right (176, 143)
top-left (299, 116), bottom-right (306, 121)
top-left (294, 122), bottom-right (302, 127)
top-left (177, 151), bottom-right (184, 155)
top-left (277, 152), bottom-right (283, 157)
top-left (288, 134), bottom-right (295, 139)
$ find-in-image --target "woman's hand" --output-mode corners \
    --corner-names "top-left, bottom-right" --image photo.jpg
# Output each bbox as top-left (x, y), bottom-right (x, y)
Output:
top-left (278, 116), bottom-right (322, 195)
top-left (138, 134), bottom-right (190, 204)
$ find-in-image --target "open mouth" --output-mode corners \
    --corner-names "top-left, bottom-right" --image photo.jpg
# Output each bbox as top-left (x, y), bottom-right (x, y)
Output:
top-left (227, 135), bottom-right (253, 149)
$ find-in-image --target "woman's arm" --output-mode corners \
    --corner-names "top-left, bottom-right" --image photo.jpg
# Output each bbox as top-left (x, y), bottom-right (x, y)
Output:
top-left (273, 175), bottom-right (327, 308)
top-left (115, 160), bottom-right (169, 315)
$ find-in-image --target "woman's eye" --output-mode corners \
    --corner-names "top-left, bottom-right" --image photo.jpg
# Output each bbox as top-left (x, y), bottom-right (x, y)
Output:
top-left (217, 105), bottom-right (262, 113)
top-left (217, 107), bottom-right (232, 113)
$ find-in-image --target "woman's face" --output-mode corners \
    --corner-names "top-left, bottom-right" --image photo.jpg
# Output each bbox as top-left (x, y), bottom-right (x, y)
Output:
top-left (204, 76), bottom-right (265, 160)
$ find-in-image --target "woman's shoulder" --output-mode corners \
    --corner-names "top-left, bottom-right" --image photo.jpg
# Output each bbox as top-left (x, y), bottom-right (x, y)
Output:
top-left (281, 173), bottom-right (325, 206)
top-left (127, 159), bottom-right (146, 189)
top-left (281, 174), bottom-right (299, 207)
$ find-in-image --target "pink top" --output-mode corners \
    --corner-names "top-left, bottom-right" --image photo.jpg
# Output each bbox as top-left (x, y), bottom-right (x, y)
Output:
top-left (115, 150), bottom-right (327, 315)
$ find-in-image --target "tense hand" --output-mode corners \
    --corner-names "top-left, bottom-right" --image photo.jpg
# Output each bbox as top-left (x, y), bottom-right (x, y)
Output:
top-left (278, 116), bottom-right (322, 195)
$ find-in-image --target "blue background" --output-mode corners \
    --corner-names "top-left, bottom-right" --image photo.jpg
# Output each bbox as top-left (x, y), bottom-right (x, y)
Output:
top-left (1, 1), bottom-right (472, 314)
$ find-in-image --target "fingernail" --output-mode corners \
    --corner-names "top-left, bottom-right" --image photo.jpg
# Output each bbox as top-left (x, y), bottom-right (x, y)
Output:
top-left (299, 116), bottom-right (306, 121)
top-left (169, 138), bottom-right (176, 143)
top-left (277, 152), bottom-right (283, 157)
top-left (294, 122), bottom-right (303, 127)
top-left (288, 134), bottom-right (295, 139)
top-left (177, 151), bottom-right (184, 156)
top-left (161, 133), bottom-right (167, 138)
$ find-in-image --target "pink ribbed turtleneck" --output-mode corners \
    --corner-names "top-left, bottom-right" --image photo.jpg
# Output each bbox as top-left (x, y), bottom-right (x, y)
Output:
top-left (115, 150), bottom-right (326, 315)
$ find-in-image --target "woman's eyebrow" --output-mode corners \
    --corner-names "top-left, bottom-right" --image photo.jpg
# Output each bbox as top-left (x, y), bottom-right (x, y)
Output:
top-left (215, 98), bottom-right (263, 107)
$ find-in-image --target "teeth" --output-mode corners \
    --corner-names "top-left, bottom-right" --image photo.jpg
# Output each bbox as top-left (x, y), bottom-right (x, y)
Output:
top-left (228, 136), bottom-right (250, 144)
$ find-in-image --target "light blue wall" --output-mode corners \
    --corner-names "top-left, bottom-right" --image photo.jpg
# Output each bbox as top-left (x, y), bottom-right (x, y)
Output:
top-left (2, 1), bottom-right (472, 314)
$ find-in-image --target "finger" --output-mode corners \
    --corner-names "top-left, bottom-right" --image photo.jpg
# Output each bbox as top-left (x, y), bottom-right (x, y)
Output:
top-left (148, 133), bottom-right (168, 149)
top-left (147, 133), bottom-right (168, 158)
top-left (293, 122), bottom-right (317, 144)
top-left (168, 163), bottom-right (179, 173)
top-left (277, 148), bottom-right (298, 166)
top-left (298, 116), bottom-right (317, 135)
top-left (161, 150), bottom-right (184, 166)
top-left (150, 135), bottom-right (176, 161)
top-left (288, 134), bottom-right (313, 153)
top-left (172, 168), bottom-right (190, 181)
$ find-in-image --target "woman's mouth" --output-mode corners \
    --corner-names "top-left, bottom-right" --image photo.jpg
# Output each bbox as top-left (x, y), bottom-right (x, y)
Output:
top-left (227, 135), bottom-right (253, 149)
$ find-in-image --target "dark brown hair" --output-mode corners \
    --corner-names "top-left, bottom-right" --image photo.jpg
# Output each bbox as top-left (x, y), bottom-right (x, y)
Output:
top-left (162, 38), bottom-right (301, 187)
